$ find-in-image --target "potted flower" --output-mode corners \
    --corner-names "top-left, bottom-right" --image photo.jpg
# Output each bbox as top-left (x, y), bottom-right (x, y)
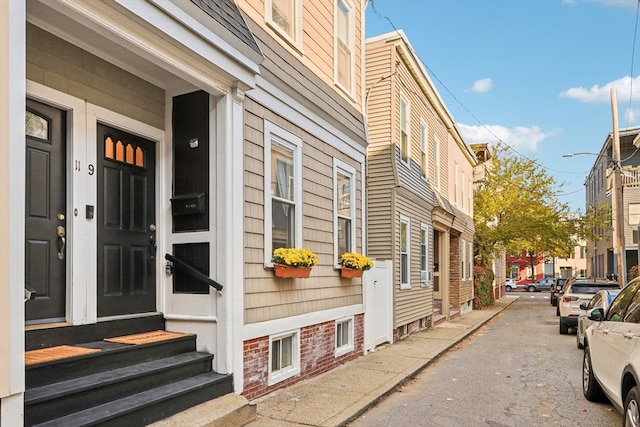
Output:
top-left (272, 248), bottom-right (318, 279)
top-left (339, 252), bottom-right (373, 278)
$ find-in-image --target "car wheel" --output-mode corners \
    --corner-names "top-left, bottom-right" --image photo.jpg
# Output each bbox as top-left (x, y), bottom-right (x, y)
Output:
top-left (556, 305), bottom-right (560, 316)
top-left (559, 319), bottom-right (568, 335)
top-left (583, 347), bottom-right (605, 401)
top-left (527, 285), bottom-right (535, 292)
top-left (624, 386), bottom-right (640, 427)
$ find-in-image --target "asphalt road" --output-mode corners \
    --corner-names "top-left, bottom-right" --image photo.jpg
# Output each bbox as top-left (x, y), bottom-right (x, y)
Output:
top-left (349, 295), bottom-right (622, 427)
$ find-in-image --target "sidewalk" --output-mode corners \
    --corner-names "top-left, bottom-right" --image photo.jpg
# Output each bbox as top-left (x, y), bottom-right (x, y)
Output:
top-left (246, 296), bottom-right (518, 427)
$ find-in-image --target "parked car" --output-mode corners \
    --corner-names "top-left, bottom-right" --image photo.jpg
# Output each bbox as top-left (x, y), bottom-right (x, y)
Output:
top-left (550, 277), bottom-right (568, 306)
top-left (525, 277), bottom-right (555, 292)
top-left (558, 278), bottom-right (620, 334)
top-left (575, 289), bottom-right (619, 349)
top-left (505, 278), bottom-right (518, 291)
top-left (582, 277), bottom-right (640, 424)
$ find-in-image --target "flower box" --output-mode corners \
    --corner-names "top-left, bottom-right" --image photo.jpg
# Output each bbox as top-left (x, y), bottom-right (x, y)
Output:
top-left (274, 264), bottom-right (312, 279)
top-left (340, 267), bottom-right (364, 278)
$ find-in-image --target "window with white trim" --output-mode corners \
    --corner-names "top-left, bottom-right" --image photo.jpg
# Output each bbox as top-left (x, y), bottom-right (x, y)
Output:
top-left (269, 331), bottom-right (300, 385)
top-left (264, 121), bottom-right (303, 266)
top-left (400, 215), bottom-right (410, 289)
top-left (461, 170), bottom-right (466, 211)
top-left (420, 120), bottom-right (428, 179)
top-left (400, 95), bottom-right (410, 165)
top-left (266, 0), bottom-right (302, 47)
top-left (334, 159), bottom-right (356, 265)
top-left (453, 163), bottom-right (458, 205)
top-left (468, 241), bottom-right (473, 280)
top-left (433, 135), bottom-right (440, 189)
top-left (335, 0), bottom-right (354, 93)
top-left (335, 317), bottom-right (354, 357)
top-left (420, 224), bottom-right (429, 285)
top-left (461, 239), bottom-right (466, 280)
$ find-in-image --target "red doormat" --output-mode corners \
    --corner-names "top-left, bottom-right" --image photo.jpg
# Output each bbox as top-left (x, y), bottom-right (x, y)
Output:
top-left (25, 345), bottom-right (101, 365)
top-left (104, 330), bottom-right (188, 345)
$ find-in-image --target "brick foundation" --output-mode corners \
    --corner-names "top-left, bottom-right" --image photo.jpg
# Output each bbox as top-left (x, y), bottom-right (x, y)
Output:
top-left (242, 313), bottom-right (364, 400)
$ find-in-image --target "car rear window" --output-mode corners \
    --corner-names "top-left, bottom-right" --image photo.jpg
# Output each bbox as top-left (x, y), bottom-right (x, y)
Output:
top-left (571, 284), bottom-right (620, 294)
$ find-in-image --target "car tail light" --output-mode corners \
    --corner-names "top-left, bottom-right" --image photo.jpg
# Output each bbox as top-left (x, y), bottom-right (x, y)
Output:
top-left (562, 295), bottom-right (578, 302)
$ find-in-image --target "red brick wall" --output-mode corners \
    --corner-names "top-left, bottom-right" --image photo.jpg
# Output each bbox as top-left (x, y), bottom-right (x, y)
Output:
top-left (242, 314), bottom-right (364, 400)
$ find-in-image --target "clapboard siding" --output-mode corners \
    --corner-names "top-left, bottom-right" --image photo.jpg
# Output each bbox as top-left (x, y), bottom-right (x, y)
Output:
top-left (243, 98), bottom-right (365, 324)
top-left (26, 24), bottom-right (164, 129)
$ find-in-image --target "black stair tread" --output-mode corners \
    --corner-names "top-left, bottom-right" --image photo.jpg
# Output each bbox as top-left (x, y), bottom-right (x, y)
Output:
top-left (33, 372), bottom-right (230, 427)
top-left (26, 352), bottom-right (213, 404)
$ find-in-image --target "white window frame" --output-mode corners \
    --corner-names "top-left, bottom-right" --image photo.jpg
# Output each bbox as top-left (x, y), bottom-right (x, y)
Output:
top-left (335, 316), bottom-right (354, 357)
top-left (268, 330), bottom-right (300, 385)
top-left (334, 159), bottom-right (357, 267)
top-left (420, 223), bottom-right (430, 286)
top-left (400, 94), bottom-right (410, 166)
top-left (334, 0), bottom-right (355, 95)
top-left (461, 239), bottom-right (466, 280)
top-left (461, 170), bottom-right (466, 211)
top-left (420, 119), bottom-right (428, 180)
top-left (453, 163), bottom-right (458, 205)
top-left (266, 0), bottom-right (303, 49)
top-left (263, 120), bottom-right (303, 267)
top-left (400, 215), bottom-right (411, 290)
top-left (433, 135), bottom-right (440, 189)
top-left (468, 241), bottom-right (473, 280)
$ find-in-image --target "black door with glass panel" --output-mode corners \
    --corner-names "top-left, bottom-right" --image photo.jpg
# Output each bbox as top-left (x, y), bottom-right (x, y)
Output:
top-left (25, 99), bottom-right (67, 323)
top-left (97, 124), bottom-right (156, 317)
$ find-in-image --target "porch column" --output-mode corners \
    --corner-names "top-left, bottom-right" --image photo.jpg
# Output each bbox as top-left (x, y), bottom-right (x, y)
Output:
top-left (0, 0), bottom-right (26, 424)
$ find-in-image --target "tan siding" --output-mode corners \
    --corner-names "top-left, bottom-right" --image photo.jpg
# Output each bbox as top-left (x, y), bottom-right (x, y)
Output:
top-left (238, 0), bottom-right (363, 112)
top-left (26, 24), bottom-right (164, 129)
top-left (243, 98), bottom-right (365, 324)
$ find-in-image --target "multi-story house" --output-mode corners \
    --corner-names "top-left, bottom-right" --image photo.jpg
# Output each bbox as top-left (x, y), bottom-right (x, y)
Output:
top-left (235, 0), bottom-right (367, 400)
top-left (1, 0), bottom-right (366, 424)
top-left (365, 31), bottom-right (476, 337)
top-left (585, 126), bottom-right (640, 282)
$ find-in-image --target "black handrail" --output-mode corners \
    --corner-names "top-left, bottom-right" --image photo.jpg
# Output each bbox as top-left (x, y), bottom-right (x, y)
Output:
top-left (164, 253), bottom-right (223, 292)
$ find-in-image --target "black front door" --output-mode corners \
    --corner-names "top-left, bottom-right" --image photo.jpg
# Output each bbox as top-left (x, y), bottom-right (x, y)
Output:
top-left (25, 99), bottom-right (67, 323)
top-left (97, 124), bottom-right (156, 317)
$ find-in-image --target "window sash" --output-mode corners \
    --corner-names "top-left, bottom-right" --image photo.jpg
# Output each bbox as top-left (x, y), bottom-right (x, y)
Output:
top-left (400, 218), bottom-right (409, 287)
top-left (400, 97), bottom-right (409, 163)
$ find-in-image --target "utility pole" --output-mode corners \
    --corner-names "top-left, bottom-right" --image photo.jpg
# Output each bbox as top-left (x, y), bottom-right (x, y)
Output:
top-left (611, 88), bottom-right (626, 287)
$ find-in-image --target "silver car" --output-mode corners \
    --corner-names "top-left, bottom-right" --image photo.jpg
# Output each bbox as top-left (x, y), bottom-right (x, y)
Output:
top-left (575, 289), bottom-right (619, 349)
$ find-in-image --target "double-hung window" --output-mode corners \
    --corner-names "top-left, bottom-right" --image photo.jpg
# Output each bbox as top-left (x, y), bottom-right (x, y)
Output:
top-left (420, 224), bottom-right (429, 285)
top-left (266, 0), bottom-right (302, 48)
top-left (461, 239), bottom-right (466, 280)
top-left (264, 121), bottom-right (302, 266)
top-left (468, 241), bottom-right (473, 280)
top-left (269, 331), bottom-right (300, 385)
top-left (334, 159), bottom-right (356, 265)
top-left (335, 0), bottom-right (354, 94)
top-left (400, 95), bottom-right (410, 165)
top-left (433, 136), bottom-right (440, 189)
top-left (400, 215), bottom-right (410, 289)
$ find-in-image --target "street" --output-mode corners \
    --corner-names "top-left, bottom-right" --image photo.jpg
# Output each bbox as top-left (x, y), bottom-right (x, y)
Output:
top-left (349, 294), bottom-right (621, 427)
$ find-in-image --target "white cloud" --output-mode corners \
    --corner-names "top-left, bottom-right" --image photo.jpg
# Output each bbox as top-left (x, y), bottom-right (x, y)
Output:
top-left (624, 107), bottom-right (640, 123)
top-left (470, 78), bottom-right (493, 93)
top-left (559, 75), bottom-right (640, 103)
top-left (457, 123), bottom-right (562, 152)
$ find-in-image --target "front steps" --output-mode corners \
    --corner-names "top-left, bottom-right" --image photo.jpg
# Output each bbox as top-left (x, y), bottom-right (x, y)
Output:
top-left (24, 317), bottom-right (234, 426)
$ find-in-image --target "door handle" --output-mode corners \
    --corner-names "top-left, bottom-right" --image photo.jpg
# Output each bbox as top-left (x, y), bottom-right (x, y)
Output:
top-left (57, 226), bottom-right (65, 260)
top-left (149, 235), bottom-right (157, 261)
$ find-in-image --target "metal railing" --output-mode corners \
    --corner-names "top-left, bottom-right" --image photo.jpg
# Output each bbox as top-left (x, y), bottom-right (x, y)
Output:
top-left (164, 253), bottom-right (223, 292)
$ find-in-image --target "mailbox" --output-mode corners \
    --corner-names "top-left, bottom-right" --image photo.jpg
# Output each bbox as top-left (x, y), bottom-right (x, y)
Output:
top-left (171, 193), bottom-right (206, 216)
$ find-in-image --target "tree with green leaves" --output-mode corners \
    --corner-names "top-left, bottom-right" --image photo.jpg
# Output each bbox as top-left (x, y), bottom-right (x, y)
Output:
top-left (473, 146), bottom-right (607, 276)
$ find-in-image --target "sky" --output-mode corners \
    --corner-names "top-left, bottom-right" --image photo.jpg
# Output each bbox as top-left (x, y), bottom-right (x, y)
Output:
top-left (365, 0), bottom-right (640, 212)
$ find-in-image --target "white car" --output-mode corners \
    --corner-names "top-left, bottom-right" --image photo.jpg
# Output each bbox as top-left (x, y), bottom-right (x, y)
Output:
top-left (558, 278), bottom-right (619, 335)
top-left (583, 277), bottom-right (640, 424)
top-left (575, 289), bottom-right (619, 349)
top-left (505, 279), bottom-right (517, 291)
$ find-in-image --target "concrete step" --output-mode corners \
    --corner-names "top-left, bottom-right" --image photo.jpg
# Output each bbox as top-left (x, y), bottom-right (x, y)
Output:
top-left (148, 393), bottom-right (257, 427)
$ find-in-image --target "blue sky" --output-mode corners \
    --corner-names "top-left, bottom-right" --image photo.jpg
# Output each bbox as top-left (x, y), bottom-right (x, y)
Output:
top-left (365, 0), bottom-right (640, 212)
